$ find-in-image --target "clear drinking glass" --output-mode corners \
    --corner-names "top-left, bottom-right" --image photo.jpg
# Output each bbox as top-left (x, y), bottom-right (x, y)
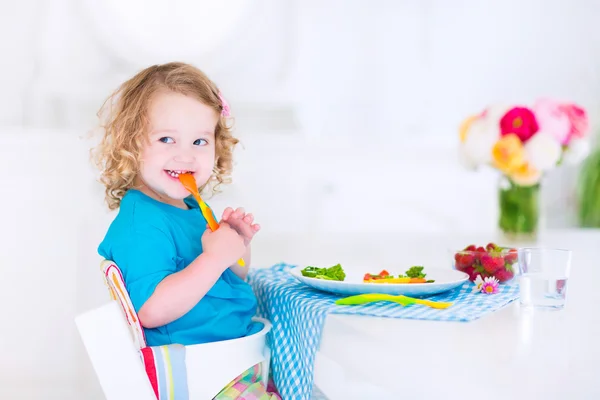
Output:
top-left (517, 248), bottom-right (572, 309)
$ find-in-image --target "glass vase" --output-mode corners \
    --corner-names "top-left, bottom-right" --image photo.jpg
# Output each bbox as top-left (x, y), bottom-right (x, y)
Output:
top-left (498, 176), bottom-right (541, 242)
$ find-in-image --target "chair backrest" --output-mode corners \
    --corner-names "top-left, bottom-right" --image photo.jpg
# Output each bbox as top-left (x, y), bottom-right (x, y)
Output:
top-left (75, 301), bottom-right (157, 400)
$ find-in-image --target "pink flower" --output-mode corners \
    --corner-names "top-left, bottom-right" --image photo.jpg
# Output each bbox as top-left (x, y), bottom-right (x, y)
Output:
top-left (481, 277), bottom-right (500, 294)
top-left (500, 107), bottom-right (539, 143)
top-left (218, 91), bottom-right (231, 117)
top-left (560, 103), bottom-right (588, 143)
top-left (533, 98), bottom-right (571, 145)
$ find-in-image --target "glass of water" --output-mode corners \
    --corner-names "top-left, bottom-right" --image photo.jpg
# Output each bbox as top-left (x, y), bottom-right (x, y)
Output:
top-left (517, 248), bottom-right (572, 309)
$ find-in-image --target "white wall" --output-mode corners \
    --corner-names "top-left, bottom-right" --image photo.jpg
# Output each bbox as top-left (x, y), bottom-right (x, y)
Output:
top-left (0, 130), bottom-right (79, 399)
top-left (1, 1), bottom-right (599, 398)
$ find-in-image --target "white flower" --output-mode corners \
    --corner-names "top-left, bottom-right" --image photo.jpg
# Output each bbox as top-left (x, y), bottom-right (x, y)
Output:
top-left (460, 120), bottom-right (503, 167)
top-left (461, 120), bottom-right (497, 165)
top-left (472, 274), bottom-right (484, 293)
top-left (459, 105), bottom-right (512, 169)
top-left (524, 132), bottom-right (562, 170)
top-left (562, 138), bottom-right (591, 165)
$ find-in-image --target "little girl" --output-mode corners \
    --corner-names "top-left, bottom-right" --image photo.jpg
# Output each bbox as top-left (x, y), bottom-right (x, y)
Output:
top-left (93, 62), bottom-right (280, 399)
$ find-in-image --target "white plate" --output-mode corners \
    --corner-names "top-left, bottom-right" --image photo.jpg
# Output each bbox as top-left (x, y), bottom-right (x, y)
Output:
top-left (289, 265), bottom-right (469, 297)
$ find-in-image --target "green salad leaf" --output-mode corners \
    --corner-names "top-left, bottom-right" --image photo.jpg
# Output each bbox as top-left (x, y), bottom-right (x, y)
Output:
top-left (301, 264), bottom-right (346, 281)
top-left (405, 266), bottom-right (426, 279)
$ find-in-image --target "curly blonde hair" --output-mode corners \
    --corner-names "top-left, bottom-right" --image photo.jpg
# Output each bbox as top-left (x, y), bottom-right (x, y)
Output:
top-left (92, 62), bottom-right (238, 210)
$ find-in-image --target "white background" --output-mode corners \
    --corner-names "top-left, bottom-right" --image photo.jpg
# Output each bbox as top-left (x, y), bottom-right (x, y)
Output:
top-left (1, 1), bottom-right (599, 398)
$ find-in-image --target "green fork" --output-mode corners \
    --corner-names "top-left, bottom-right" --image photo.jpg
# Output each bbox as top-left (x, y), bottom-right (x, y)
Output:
top-left (335, 293), bottom-right (453, 309)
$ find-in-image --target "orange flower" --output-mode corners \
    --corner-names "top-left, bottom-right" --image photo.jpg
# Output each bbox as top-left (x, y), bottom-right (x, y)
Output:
top-left (509, 163), bottom-right (542, 186)
top-left (492, 134), bottom-right (526, 173)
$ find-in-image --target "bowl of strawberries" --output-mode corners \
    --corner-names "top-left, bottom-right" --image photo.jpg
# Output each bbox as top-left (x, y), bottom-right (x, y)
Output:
top-left (452, 242), bottom-right (518, 283)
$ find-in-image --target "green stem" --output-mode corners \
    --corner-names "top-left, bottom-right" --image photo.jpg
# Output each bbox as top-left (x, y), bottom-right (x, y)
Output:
top-left (578, 149), bottom-right (600, 227)
top-left (498, 178), bottom-right (540, 235)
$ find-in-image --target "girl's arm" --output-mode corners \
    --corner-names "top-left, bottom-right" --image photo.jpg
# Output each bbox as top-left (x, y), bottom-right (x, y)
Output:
top-left (138, 252), bottom-right (226, 329)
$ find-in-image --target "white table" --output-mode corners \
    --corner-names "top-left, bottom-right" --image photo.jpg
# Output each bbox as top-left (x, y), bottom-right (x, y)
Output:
top-left (252, 229), bottom-right (600, 400)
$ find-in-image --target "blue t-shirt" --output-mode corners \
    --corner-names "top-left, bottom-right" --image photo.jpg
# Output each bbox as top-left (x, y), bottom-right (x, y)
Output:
top-left (98, 189), bottom-right (260, 346)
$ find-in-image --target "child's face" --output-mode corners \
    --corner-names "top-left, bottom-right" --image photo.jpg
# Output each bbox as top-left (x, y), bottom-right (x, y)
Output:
top-left (138, 90), bottom-right (218, 206)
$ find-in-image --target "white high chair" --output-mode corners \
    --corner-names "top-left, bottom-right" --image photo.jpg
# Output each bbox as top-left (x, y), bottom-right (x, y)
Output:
top-left (76, 260), bottom-right (272, 400)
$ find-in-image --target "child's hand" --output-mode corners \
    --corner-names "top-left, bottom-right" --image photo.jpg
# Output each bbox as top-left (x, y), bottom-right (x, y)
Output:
top-left (201, 221), bottom-right (247, 269)
top-left (221, 207), bottom-right (260, 246)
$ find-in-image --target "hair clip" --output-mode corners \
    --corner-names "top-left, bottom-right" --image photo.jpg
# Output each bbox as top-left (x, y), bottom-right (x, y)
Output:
top-left (218, 92), bottom-right (231, 117)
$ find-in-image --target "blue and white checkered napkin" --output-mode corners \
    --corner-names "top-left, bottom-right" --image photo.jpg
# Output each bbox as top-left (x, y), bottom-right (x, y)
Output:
top-left (248, 263), bottom-right (520, 400)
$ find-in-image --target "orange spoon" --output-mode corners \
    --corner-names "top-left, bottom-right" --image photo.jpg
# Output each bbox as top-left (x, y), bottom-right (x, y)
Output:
top-left (178, 173), bottom-right (245, 267)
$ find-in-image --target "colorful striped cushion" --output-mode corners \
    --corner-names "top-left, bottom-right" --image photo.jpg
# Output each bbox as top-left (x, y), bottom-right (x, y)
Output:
top-left (140, 344), bottom-right (189, 400)
top-left (101, 260), bottom-right (147, 349)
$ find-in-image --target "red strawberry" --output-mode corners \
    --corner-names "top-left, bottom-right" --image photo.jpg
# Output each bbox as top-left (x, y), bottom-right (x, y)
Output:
top-left (464, 266), bottom-right (481, 282)
top-left (481, 254), bottom-right (504, 274)
top-left (494, 255), bottom-right (505, 270)
top-left (495, 268), bottom-right (514, 283)
top-left (463, 244), bottom-right (477, 251)
top-left (454, 253), bottom-right (463, 270)
top-left (486, 242), bottom-right (499, 252)
top-left (463, 265), bottom-right (474, 276)
top-left (480, 254), bottom-right (493, 273)
top-left (456, 253), bottom-right (475, 270)
top-left (475, 246), bottom-right (486, 261)
top-left (504, 249), bottom-right (518, 264)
